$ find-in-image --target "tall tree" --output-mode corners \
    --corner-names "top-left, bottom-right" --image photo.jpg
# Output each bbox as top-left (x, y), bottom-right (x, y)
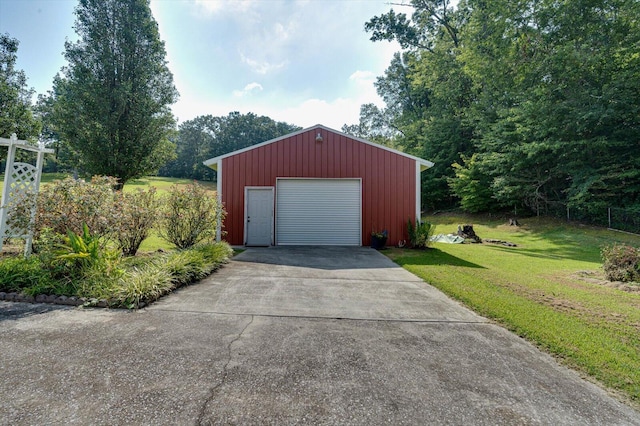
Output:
top-left (360, 1), bottom-right (474, 210)
top-left (0, 33), bottom-right (40, 140)
top-left (54, 0), bottom-right (178, 187)
top-left (34, 75), bottom-right (79, 173)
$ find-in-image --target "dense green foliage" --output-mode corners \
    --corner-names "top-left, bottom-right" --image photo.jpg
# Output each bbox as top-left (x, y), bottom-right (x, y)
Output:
top-left (160, 112), bottom-right (301, 180)
top-left (350, 0), bottom-right (640, 218)
top-left (50, 0), bottom-right (178, 187)
top-left (386, 214), bottom-right (640, 403)
top-left (0, 34), bottom-right (40, 140)
top-left (406, 219), bottom-right (435, 248)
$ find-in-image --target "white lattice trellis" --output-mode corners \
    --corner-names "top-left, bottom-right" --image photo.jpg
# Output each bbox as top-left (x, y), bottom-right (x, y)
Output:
top-left (0, 133), bottom-right (54, 256)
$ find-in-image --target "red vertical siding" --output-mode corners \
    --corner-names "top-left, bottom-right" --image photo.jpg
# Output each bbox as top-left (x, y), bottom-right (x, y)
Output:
top-left (220, 127), bottom-right (420, 246)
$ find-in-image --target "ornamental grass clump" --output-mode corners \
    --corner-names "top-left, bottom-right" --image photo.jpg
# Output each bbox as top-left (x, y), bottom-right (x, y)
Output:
top-left (161, 250), bottom-right (210, 286)
top-left (191, 242), bottom-right (234, 265)
top-left (0, 256), bottom-right (57, 294)
top-left (407, 219), bottom-right (435, 249)
top-left (114, 264), bottom-right (174, 309)
top-left (158, 182), bottom-right (225, 249)
top-left (601, 243), bottom-right (640, 283)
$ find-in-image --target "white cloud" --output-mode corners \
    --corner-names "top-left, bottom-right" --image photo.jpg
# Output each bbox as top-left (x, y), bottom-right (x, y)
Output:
top-left (277, 97), bottom-right (359, 129)
top-left (170, 95), bottom-right (359, 130)
top-left (273, 22), bottom-right (292, 41)
top-left (240, 53), bottom-right (288, 75)
top-left (193, 0), bottom-right (256, 16)
top-left (232, 82), bottom-right (264, 97)
top-left (349, 70), bottom-right (376, 84)
top-left (235, 17), bottom-right (298, 74)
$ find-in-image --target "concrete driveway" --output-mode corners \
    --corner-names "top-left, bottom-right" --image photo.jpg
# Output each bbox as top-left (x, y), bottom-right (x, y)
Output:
top-left (0, 247), bottom-right (638, 425)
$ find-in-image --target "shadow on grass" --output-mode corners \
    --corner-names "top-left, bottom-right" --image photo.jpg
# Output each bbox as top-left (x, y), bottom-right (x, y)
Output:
top-left (501, 231), bottom-right (609, 263)
top-left (393, 248), bottom-right (485, 269)
top-left (40, 173), bottom-right (71, 183)
top-left (484, 244), bottom-right (574, 261)
top-left (428, 214), bottom-right (640, 264)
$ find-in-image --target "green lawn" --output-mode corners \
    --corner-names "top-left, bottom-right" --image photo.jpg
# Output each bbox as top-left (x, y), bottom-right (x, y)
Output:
top-left (1, 174), bottom-right (216, 194)
top-left (124, 176), bottom-right (216, 194)
top-left (385, 215), bottom-right (640, 406)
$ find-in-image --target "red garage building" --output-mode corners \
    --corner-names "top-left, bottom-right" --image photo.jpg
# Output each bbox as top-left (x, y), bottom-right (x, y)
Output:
top-left (204, 125), bottom-right (433, 247)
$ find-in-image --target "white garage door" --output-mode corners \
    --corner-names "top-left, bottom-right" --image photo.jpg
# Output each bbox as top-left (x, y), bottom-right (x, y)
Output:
top-left (276, 179), bottom-right (361, 246)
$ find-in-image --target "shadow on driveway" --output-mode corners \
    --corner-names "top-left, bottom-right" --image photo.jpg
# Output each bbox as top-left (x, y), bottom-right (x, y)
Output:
top-left (233, 246), bottom-right (399, 270)
top-left (0, 301), bottom-right (70, 322)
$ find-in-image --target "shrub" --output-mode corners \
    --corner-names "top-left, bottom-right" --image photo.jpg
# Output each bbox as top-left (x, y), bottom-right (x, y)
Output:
top-left (407, 219), bottom-right (435, 249)
top-left (36, 176), bottom-right (118, 240)
top-left (34, 227), bottom-right (65, 269)
top-left (601, 243), bottom-right (640, 282)
top-left (112, 188), bottom-right (159, 256)
top-left (4, 189), bottom-right (37, 237)
top-left (158, 182), bottom-right (225, 249)
top-left (0, 256), bottom-right (56, 293)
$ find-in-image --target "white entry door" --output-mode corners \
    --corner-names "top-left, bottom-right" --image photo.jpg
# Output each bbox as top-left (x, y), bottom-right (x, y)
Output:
top-left (245, 187), bottom-right (274, 246)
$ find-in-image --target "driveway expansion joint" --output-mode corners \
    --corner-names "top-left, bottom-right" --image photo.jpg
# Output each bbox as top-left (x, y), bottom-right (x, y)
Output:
top-left (196, 314), bottom-right (254, 425)
top-left (149, 308), bottom-right (488, 324)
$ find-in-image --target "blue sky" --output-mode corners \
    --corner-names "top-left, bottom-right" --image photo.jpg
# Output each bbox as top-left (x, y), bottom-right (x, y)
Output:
top-left (0, 0), bottom-right (402, 129)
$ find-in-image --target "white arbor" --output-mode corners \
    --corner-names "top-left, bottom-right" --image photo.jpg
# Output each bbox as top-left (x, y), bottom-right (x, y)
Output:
top-left (0, 133), bottom-right (54, 256)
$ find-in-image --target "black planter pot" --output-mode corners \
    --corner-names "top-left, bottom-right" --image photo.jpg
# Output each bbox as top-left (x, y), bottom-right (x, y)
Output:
top-left (371, 235), bottom-right (387, 250)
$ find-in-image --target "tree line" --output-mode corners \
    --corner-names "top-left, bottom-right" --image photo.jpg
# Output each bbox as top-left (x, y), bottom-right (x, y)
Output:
top-left (343, 0), bottom-right (640, 219)
top-left (158, 112), bottom-right (300, 181)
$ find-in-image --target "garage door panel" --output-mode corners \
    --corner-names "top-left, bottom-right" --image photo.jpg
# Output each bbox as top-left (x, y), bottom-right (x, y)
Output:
top-left (276, 179), bottom-right (361, 246)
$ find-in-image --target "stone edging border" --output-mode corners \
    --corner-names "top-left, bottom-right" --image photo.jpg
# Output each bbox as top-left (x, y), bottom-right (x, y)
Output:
top-left (0, 292), bottom-right (147, 309)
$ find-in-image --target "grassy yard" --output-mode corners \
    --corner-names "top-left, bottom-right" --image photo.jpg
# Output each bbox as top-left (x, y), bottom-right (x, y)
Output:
top-left (2, 173), bottom-right (216, 194)
top-left (385, 215), bottom-right (640, 406)
top-left (124, 176), bottom-right (216, 194)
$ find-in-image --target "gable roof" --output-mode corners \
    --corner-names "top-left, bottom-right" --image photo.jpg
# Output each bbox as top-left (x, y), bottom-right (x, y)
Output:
top-left (203, 124), bottom-right (434, 172)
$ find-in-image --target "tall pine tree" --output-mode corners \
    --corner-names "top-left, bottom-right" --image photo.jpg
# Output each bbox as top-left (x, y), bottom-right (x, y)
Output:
top-left (55, 0), bottom-right (178, 187)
